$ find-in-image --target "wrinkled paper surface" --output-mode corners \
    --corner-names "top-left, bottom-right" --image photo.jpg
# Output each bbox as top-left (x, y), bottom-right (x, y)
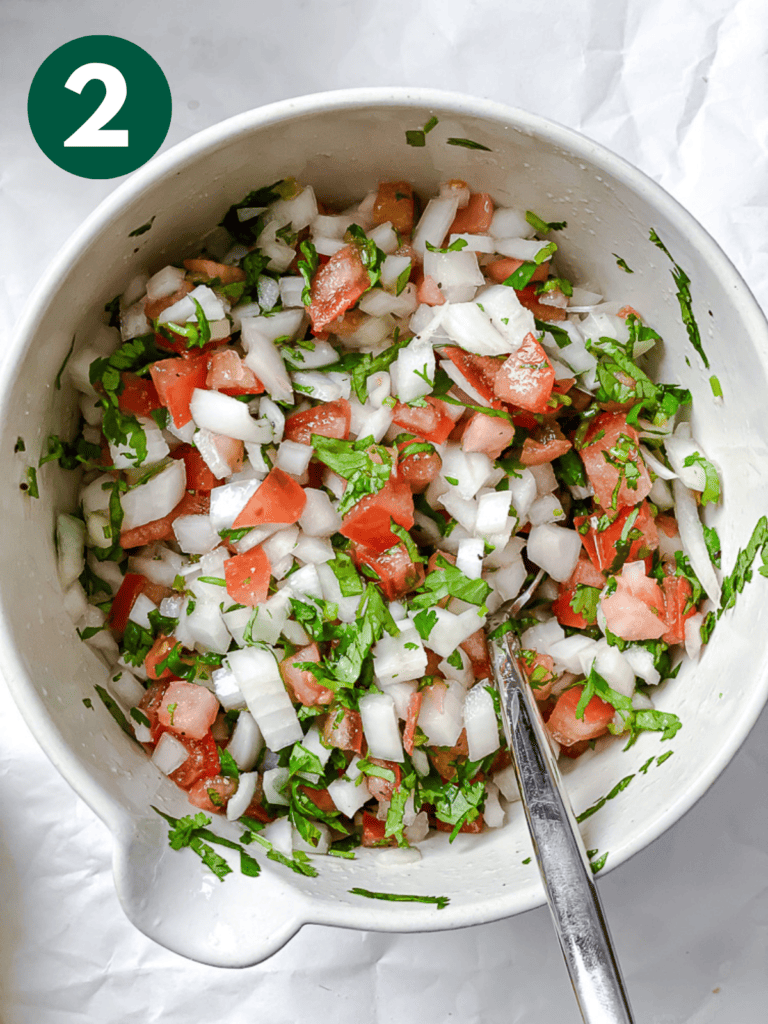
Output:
top-left (2, 1), bottom-right (768, 1020)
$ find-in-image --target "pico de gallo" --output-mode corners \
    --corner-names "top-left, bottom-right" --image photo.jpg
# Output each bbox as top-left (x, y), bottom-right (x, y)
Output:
top-left (50, 176), bottom-right (722, 860)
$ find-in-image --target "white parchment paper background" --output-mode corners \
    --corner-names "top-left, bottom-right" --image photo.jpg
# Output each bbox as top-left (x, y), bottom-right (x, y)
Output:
top-left (1, 1), bottom-right (767, 1021)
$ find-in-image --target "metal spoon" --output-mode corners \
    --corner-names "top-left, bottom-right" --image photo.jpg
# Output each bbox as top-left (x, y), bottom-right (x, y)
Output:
top-left (486, 590), bottom-right (636, 1024)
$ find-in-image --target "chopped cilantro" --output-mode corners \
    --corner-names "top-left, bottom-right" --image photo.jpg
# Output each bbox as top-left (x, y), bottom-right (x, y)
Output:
top-left (94, 685), bottom-right (141, 744)
top-left (709, 375), bottom-right (723, 398)
top-left (310, 434), bottom-right (393, 516)
top-left (682, 452), bottom-right (720, 505)
top-left (54, 334), bottom-right (77, 390)
top-left (446, 137), bottom-right (491, 151)
top-left (128, 217), bottom-right (155, 237)
top-left (649, 229), bottom-right (709, 368)
top-left (425, 238), bottom-right (468, 254)
top-left (405, 116), bottom-right (439, 147)
top-left (349, 887), bottom-right (449, 909)
top-left (22, 466), bottom-right (39, 498)
top-left (410, 556), bottom-right (491, 611)
top-left (526, 211), bottom-right (567, 233)
top-left (613, 254), bottom-right (634, 273)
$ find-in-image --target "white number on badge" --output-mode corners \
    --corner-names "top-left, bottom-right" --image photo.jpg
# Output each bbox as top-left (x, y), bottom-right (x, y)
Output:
top-left (63, 62), bottom-right (129, 148)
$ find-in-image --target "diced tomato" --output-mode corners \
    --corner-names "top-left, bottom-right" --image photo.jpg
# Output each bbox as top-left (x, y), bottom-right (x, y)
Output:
top-left (352, 542), bottom-right (425, 601)
top-left (118, 373), bottom-right (161, 418)
top-left (323, 706), bottom-right (364, 754)
top-left (546, 685), bottom-right (615, 747)
top-left (361, 811), bottom-right (393, 847)
top-left (158, 680), bottom-right (219, 740)
top-left (142, 579), bottom-right (173, 605)
top-left (243, 778), bottom-right (276, 824)
top-left (460, 629), bottom-right (491, 681)
top-left (284, 398), bottom-right (351, 445)
top-left (149, 353), bottom-right (209, 429)
top-left (120, 490), bottom-right (210, 549)
top-left (144, 282), bottom-right (193, 322)
top-left (308, 245), bottom-right (371, 335)
top-left (416, 274), bottom-right (445, 306)
top-left (448, 192), bottom-right (494, 235)
top-left (324, 308), bottom-right (367, 339)
top-left (403, 691), bottom-right (423, 756)
top-left (397, 443), bottom-right (442, 493)
top-left (364, 760), bottom-right (402, 803)
top-left (188, 775), bottom-right (238, 814)
top-left (138, 681), bottom-right (170, 742)
top-left (206, 349), bottom-right (264, 396)
top-left (280, 644), bottom-right (334, 706)
top-left (558, 739), bottom-right (591, 760)
top-left (107, 573), bottom-right (147, 634)
top-left (440, 347), bottom-right (503, 403)
top-left (514, 283), bottom-right (567, 321)
top-left (662, 574), bottom-right (697, 644)
top-left (551, 555), bottom-right (606, 628)
top-left (154, 330), bottom-right (223, 358)
top-left (428, 728), bottom-right (469, 782)
top-left (579, 412), bottom-right (652, 512)
top-left (461, 411), bottom-right (515, 460)
top-left (233, 468), bottom-right (307, 529)
top-left (575, 501), bottom-right (659, 573)
top-left (170, 444), bottom-right (222, 492)
top-left (493, 333), bottom-right (555, 413)
top-left (391, 396), bottom-right (456, 445)
top-left (299, 786), bottom-right (337, 815)
top-left (520, 650), bottom-right (557, 701)
top-left (656, 513), bottom-right (679, 539)
top-left (434, 813), bottom-right (484, 835)
top-left (600, 564), bottom-right (667, 641)
top-left (339, 474), bottom-right (415, 553)
top-left (372, 181), bottom-right (415, 237)
top-left (145, 635), bottom-right (178, 681)
top-left (224, 546), bottom-right (272, 606)
top-left (486, 258), bottom-right (549, 284)
top-left (168, 730), bottom-right (221, 790)
top-left (183, 258), bottom-right (246, 284)
top-left (520, 424), bottom-right (572, 465)
top-left (617, 305), bottom-right (642, 321)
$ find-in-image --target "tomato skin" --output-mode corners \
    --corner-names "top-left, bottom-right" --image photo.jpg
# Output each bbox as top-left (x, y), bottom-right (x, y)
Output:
top-left (169, 730), bottom-right (222, 790)
top-left (520, 422), bottom-right (572, 465)
top-left (299, 786), bottom-right (336, 814)
top-left (391, 397), bottom-right (456, 445)
top-left (416, 274), bottom-right (445, 306)
top-left (372, 181), bottom-right (415, 236)
top-left (493, 333), bottom-right (555, 413)
top-left (206, 349), bottom-right (264, 396)
top-left (188, 775), bottom-right (238, 814)
top-left (170, 444), bottom-right (222, 492)
top-left (441, 347), bottom-right (503, 403)
top-left (361, 811), bottom-right (395, 847)
top-left (365, 760), bottom-right (402, 802)
top-left (158, 680), bottom-right (220, 740)
top-left (434, 813), bottom-right (484, 835)
top-left (233, 468), bottom-right (307, 529)
top-left (308, 245), bottom-right (371, 335)
top-left (323, 707), bottom-right (364, 754)
top-left (351, 542), bottom-right (425, 601)
top-left (514, 283), bottom-right (567, 322)
top-left (600, 567), bottom-right (667, 641)
top-left (284, 398), bottom-right (351, 445)
top-left (183, 258), bottom-right (246, 284)
top-left (579, 413), bottom-right (653, 512)
top-left (118, 373), bottom-right (161, 418)
top-left (120, 490), bottom-right (210, 549)
top-left (144, 634), bottom-right (177, 681)
top-left (459, 628), bottom-right (491, 681)
top-left (662, 575), bottom-right (697, 644)
top-left (403, 691), bottom-right (423, 756)
top-left (575, 501), bottom-right (659, 573)
top-left (546, 686), bottom-right (615, 747)
top-left (339, 475), bottom-right (415, 553)
top-left (107, 573), bottom-right (147, 633)
top-left (461, 411), bottom-right (516, 460)
top-left (448, 192), bottom-right (494, 234)
top-left (224, 545), bottom-right (272, 606)
top-left (280, 644), bottom-right (334, 706)
top-left (396, 443), bottom-right (442, 493)
top-left (149, 353), bottom-right (209, 428)
top-left (139, 681), bottom-right (170, 742)
top-left (486, 258), bottom-right (550, 284)
top-left (144, 282), bottom-right (193, 322)
top-left (551, 556), bottom-right (606, 628)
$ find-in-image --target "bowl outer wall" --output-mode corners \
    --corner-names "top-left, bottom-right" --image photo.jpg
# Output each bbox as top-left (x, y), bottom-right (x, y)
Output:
top-left (1, 88), bottom-right (768, 966)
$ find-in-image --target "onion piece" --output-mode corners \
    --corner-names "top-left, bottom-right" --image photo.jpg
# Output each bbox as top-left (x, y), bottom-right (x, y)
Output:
top-left (152, 733), bottom-right (188, 775)
top-left (411, 195), bottom-right (460, 254)
top-left (359, 692), bottom-right (404, 762)
top-left (672, 477), bottom-right (721, 605)
top-left (227, 711), bottom-right (264, 771)
top-left (240, 320), bottom-right (293, 403)
top-left (120, 459), bottom-right (186, 532)
top-left (227, 647), bottom-right (302, 751)
top-left (189, 389), bottom-right (270, 444)
top-left (226, 772), bottom-right (258, 821)
top-left (463, 684), bottom-right (500, 761)
top-left (56, 513), bottom-right (86, 589)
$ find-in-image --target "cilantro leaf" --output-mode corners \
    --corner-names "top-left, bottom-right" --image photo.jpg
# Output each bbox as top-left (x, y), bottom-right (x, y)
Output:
top-left (347, 224), bottom-right (387, 290)
top-left (349, 887), bottom-right (449, 909)
top-left (310, 434), bottom-right (393, 517)
top-left (525, 211), bottom-right (567, 233)
top-left (446, 137), bottom-right (491, 151)
top-left (682, 452), bottom-right (720, 505)
top-left (297, 239), bottom-right (319, 306)
top-left (650, 228), bottom-right (709, 368)
top-left (410, 555), bottom-right (491, 611)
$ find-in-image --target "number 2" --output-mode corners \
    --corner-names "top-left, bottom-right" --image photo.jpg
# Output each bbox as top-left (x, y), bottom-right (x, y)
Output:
top-left (63, 62), bottom-right (129, 148)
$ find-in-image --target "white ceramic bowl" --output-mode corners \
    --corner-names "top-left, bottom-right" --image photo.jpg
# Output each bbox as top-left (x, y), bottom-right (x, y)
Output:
top-left (3, 88), bottom-right (768, 967)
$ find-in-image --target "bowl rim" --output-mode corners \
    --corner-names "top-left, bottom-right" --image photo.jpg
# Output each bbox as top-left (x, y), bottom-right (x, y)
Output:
top-left (4, 86), bottom-right (768, 945)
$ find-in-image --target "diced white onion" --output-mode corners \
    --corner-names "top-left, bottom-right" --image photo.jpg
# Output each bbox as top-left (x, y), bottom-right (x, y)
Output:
top-left (418, 679), bottom-right (465, 747)
top-left (226, 772), bottom-right (258, 821)
top-left (463, 684), bottom-right (500, 761)
top-left (411, 195), bottom-right (460, 255)
top-left (152, 733), bottom-right (188, 775)
top-left (120, 459), bottom-right (186, 532)
top-left (56, 513), bottom-right (86, 589)
top-left (189, 389), bottom-right (268, 444)
top-left (526, 524), bottom-right (582, 582)
top-left (146, 265), bottom-right (186, 301)
top-left (227, 711), bottom-right (264, 771)
top-left (358, 692), bottom-right (404, 762)
top-left (173, 514), bottom-right (219, 555)
top-left (227, 647), bottom-right (302, 750)
top-left (240, 321), bottom-right (293, 403)
top-left (672, 477), bottom-right (721, 604)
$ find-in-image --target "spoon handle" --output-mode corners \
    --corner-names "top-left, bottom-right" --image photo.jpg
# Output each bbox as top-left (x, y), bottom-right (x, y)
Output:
top-left (489, 632), bottom-right (636, 1024)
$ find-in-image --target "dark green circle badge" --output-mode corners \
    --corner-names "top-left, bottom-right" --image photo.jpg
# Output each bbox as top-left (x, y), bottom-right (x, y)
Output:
top-left (28, 36), bottom-right (172, 179)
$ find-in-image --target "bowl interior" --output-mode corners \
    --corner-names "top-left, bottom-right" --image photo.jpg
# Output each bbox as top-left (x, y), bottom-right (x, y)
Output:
top-left (2, 91), bottom-right (768, 966)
